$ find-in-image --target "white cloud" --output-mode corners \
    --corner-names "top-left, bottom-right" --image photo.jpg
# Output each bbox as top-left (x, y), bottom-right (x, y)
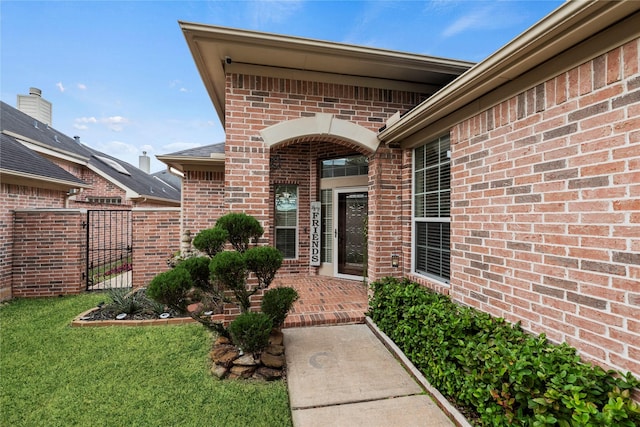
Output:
top-left (77, 83), bottom-right (87, 90)
top-left (105, 116), bottom-right (129, 132)
top-left (56, 82), bottom-right (65, 92)
top-left (75, 116), bottom-right (98, 124)
top-left (73, 115), bottom-right (129, 131)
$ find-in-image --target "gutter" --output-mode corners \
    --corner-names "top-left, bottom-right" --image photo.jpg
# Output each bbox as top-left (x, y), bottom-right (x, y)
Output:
top-left (379, 1), bottom-right (640, 145)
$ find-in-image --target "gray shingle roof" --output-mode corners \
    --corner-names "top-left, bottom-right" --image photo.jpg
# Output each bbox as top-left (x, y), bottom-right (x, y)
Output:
top-left (0, 133), bottom-right (86, 186)
top-left (151, 169), bottom-right (182, 191)
top-left (1, 101), bottom-right (180, 202)
top-left (163, 142), bottom-right (225, 157)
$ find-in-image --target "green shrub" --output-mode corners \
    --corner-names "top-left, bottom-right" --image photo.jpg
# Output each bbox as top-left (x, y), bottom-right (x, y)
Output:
top-left (178, 256), bottom-right (211, 289)
top-left (192, 227), bottom-right (228, 257)
top-left (367, 277), bottom-right (640, 426)
top-left (147, 267), bottom-right (193, 313)
top-left (245, 246), bottom-right (283, 289)
top-left (228, 312), bottom-right (273, 355)
top-left (216, 213), bottom-right (264, 253)
top-left (261, 287), bottom-right (299, 328)
top-left (106, 287), bottom-right (144, 315)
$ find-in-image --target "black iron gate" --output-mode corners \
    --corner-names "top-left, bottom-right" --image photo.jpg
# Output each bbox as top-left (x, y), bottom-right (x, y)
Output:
top-left (85, 210), bottom-right (132, 290)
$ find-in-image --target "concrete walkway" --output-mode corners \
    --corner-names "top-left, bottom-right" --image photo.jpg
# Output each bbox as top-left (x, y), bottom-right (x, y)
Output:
top-left (283, 324), bottom-right (456, 427)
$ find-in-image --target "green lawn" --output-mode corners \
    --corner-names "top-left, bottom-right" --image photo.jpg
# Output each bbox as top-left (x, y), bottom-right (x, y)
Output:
top-left (0, 293), bottom-right (292, 427)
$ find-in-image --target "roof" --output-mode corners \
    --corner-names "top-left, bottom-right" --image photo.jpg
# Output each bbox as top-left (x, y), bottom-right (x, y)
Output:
top-left (0, 133), bottom-right (88, 190)
top-left (84, 145), bottom-right (181, 203)
top-left (151, 169), bottom-right (182, 191)
top-left (379, 1), bottom-right (640, 146)
top-left (156, 142), bottom-right (225, 173)
top-left (179, 23), bottom-right (474, 126)
top-left (1, 101), bottom-right (180, 203)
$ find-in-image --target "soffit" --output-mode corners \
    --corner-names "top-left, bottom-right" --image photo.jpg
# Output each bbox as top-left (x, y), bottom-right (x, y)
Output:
top-left (179, 22), bottom-right (474, 125)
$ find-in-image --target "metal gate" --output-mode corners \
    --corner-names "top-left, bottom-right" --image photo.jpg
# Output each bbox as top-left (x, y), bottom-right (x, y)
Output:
top-left (85, 210), bottom-right (132, 290)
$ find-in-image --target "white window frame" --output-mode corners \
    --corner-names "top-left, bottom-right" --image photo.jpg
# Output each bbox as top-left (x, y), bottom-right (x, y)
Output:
top-left (275, 184), bottom-right (299, 259)
top-left (412, 135), bottom-right (451, 284)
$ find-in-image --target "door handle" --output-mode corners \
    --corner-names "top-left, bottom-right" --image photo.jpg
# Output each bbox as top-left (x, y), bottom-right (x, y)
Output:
top-left (335, 229), bottom-right (337, 238)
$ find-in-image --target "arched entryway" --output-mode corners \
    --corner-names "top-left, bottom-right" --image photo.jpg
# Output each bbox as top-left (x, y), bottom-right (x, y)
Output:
top-left (261, 114), bottom-right (380, 280)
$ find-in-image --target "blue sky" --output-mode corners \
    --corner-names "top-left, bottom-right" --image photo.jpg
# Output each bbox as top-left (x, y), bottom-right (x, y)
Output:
top-left (1, 0), bottom-right (562, 173)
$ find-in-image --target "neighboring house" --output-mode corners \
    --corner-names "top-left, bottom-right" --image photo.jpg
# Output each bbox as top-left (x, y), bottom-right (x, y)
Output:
top-left (1, 99), bottom-right (181, 208)
top-left (163, 1), bottom-right (639, 376)
top-left (0, 95), bottom-right (181, 300)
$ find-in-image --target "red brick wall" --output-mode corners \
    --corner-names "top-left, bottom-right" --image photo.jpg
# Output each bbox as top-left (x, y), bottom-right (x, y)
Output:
top-left (0, 184), bottom-right (66, 300)
top-left (12, 209), bottom-right (85, 298)
top-left (181, 170), bottom-right (225, 237)
top-left (367, 144), bottom-right (406, 282)
top-left (225, 75), bottom-right (426, 219)
top-left (44, 157), bottom-right (132, 207)
top-left (449, 39), bottom-right (640, 375)
top-left (132, 208), bottom-right (181, 287)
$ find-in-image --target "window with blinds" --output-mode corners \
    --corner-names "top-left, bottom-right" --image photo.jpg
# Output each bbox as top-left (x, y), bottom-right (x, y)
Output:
top-left (414, 135), bottom-right (451, 282)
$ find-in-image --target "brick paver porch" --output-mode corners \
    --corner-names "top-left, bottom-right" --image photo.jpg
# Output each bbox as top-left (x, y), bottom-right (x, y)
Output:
top-left (272, 276), bottom-right (369, 328)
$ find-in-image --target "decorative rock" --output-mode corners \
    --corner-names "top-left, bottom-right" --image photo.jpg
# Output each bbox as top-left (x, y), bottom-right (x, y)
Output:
top-left (261, 352), bottom-right (285, 369)
top-left (214, 336), bottom-right (231, 346)
top-left (211, 364), bottom-right (228, 379)
top-left (210, 345), bottom-right (240, 367)
top-left (234, 354), bottom-right (259, 366)
top-left (253, 367), bottom-right (283, 381)
top-left (230, 365), bottom-right (257, 379)
top-left (265, 344), bottom-right (284, 356)
top-left (269, 330), bottom-right (284, 346)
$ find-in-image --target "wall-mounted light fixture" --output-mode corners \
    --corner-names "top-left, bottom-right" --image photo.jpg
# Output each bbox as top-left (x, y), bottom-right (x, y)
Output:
top-left (391, 254), bottom-right (399, 268)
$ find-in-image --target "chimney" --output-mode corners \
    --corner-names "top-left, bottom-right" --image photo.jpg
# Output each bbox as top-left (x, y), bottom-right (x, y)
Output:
top-left (74, 136), bottom-right (81, 143)
top-left (17, 87), bottom-right (52, 126)
top-left (139, 151), bottom-right (151, 174)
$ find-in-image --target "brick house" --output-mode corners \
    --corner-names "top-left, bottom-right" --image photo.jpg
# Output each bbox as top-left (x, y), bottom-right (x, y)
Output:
top-left (1, 95), bottom-right (181, 300)
top-left (161, 1), bottom-right (639, 376)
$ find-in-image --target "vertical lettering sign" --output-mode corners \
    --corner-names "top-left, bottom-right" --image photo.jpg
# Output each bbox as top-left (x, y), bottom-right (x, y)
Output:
top-left (310, 202), bottom-right (321, 266)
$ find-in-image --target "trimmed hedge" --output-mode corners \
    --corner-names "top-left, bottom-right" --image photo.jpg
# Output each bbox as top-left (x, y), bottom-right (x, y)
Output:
top-left (367, 277), bottom-right (640, 426)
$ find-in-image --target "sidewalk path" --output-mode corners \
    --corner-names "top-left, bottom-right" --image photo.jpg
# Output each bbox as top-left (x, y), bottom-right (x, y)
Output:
top-left (284, 324), bottom-right (455, 427)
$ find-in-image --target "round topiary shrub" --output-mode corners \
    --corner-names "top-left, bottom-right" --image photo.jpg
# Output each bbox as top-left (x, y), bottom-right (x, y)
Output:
top-left (244, 246), bottom-right (283, 289)
top-left (178, 256), bottom-right (211, 290)
top-left (209, 250), bottom-right (247, 289)
top-left (147, 266), bottom-right (193, 312)
top-left (228, 312), bottom-right (273, 355)
top-left (215, 213), bottom-right (264, 253)
top-left (192, 227), bottom-right (228, 257)
top-left (261, 287), bottom-right (299, 329)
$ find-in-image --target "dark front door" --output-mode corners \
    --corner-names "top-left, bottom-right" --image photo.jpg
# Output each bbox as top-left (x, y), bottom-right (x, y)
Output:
top-left (337, 191), bottom-right (368, 277)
